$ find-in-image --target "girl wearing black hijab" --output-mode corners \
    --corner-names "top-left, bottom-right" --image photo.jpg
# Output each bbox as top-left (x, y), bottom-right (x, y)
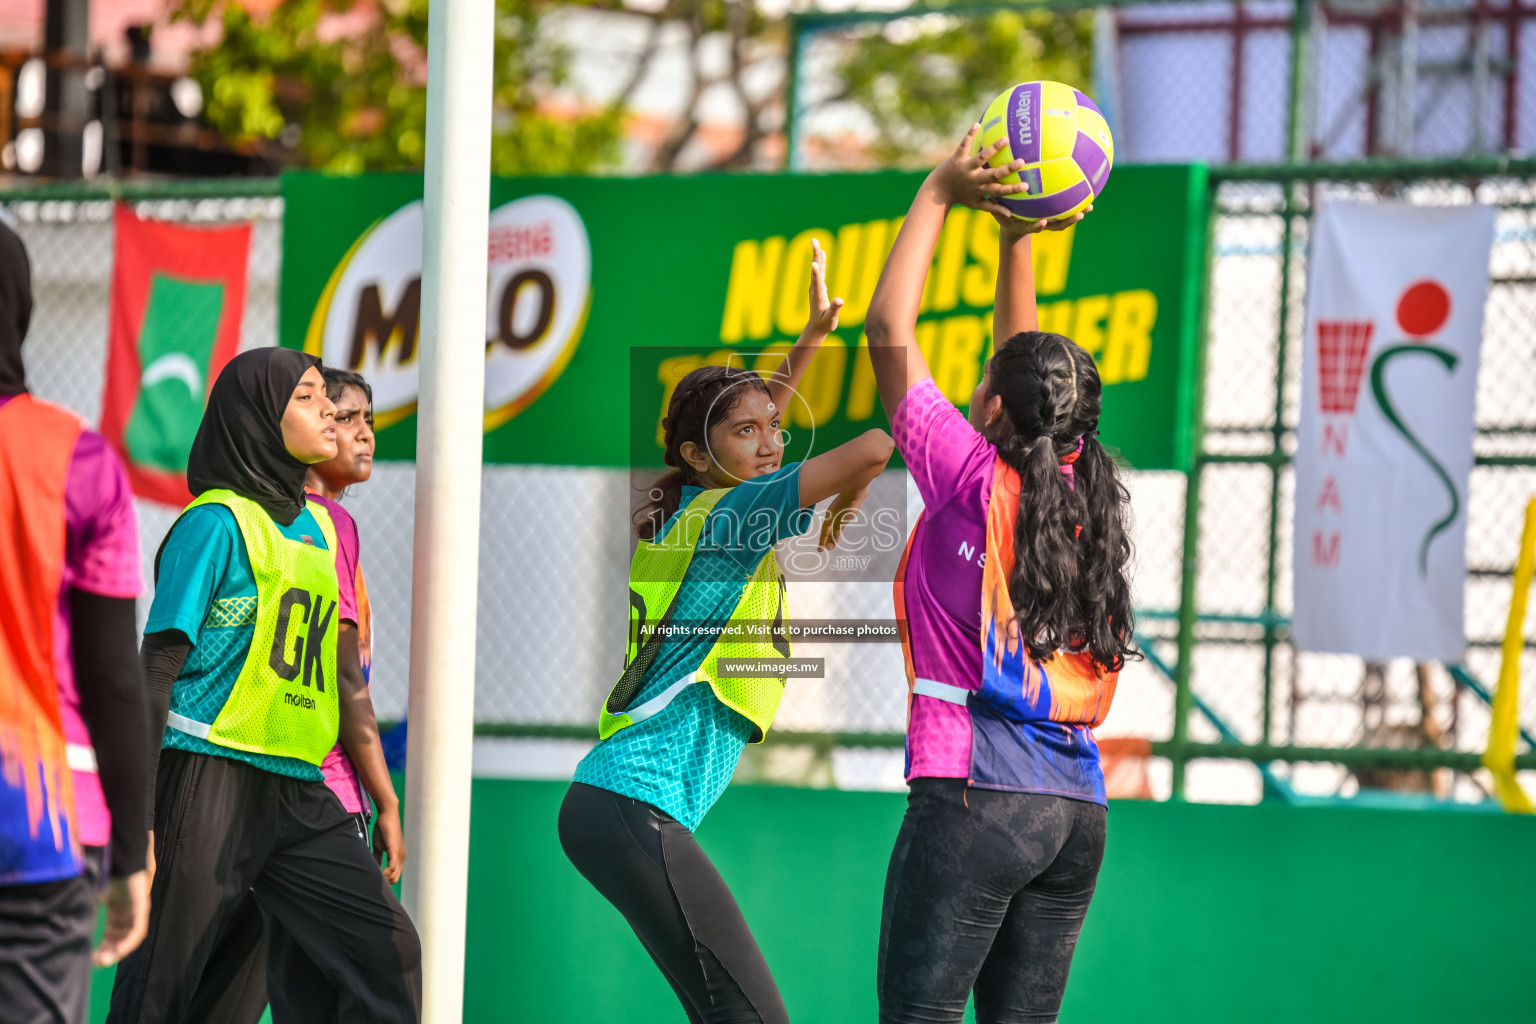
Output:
top-left (107, 349), bottom-right (422, 1024)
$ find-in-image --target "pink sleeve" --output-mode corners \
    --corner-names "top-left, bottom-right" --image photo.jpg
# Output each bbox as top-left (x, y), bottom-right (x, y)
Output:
top-left (62, 431), bottom-right (142, 598)
top-left (305, 493), bottom-right (360, 624)
top-left (329, 506), bottom-right (361, 626)
top-left (314, 499), bottom-right (367, 811)
top-left (321, 743), bottom-right (366, 815)
top-left (892, 378), bottom-right (994, 511)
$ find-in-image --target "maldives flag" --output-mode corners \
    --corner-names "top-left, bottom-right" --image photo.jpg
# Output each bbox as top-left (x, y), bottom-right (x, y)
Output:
top-left (99, 204), bottom-right (251, 506)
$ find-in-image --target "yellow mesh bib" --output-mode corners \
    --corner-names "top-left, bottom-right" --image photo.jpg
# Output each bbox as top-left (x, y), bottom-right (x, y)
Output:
top-left (601, 489), bottom-right (791, 744)
top-left (174, 489), bottom-right (342, 766)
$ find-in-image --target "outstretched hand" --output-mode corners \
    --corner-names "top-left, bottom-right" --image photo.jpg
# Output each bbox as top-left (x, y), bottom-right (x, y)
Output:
top-left (927, 124), bottom-right (1030, 221)
top-left (373, 804), bottom-right (406, 885)
top-left (93, 869), bottom-right (150, 967)
top-left (996, 204), bottom-right (1092, 236)
top-left (806, 237), bottom-right (843, 336)
top-left (930, 125), bottom-right (1095, 233)
top-left (819, 486), bottom-right (868, 552)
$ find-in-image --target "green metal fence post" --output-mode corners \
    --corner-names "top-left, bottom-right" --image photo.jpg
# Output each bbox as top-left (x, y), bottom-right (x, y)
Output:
top-left (1286, 0), bottom-right (1312, 162)
top-left (1171, 459), bottom-right (1202, 799)
top-left (0, 178), bottom-right (282, 202)
top-left (1256, 0), bottom-right (1311, 754)
top-left (1262, 190), bottom-right (1301, 752)
top-left (1170, 169), bottom-right (1216, 800)
top-left (782, 16), bottom-right (804, 171)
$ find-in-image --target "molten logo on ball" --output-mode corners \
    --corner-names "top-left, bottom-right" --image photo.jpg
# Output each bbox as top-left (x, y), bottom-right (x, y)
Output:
top-left (1013, 87), bottom-right (1035, 151)
top-left (974, 80), bottom-right (1114, 222)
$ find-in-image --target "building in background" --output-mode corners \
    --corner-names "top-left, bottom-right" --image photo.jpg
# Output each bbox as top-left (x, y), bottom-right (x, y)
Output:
top-left (1, 0), bottom-right (1531, 178)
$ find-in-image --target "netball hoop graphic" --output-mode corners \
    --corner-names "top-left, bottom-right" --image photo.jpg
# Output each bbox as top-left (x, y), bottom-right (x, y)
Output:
top-left (1315, 319), bottom-right (1375, 415)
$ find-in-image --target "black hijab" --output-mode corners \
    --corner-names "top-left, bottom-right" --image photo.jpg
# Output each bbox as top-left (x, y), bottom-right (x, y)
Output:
top-left (187, 348), bottom-right (323, 526)
top-left (0, 218), bottom-right (34, 397)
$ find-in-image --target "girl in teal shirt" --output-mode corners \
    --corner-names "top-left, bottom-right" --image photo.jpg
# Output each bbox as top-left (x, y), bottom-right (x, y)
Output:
top-left (108, 349), bottom-right (420, 1024)
top-left (561, 240), bottom-right (895, 1024)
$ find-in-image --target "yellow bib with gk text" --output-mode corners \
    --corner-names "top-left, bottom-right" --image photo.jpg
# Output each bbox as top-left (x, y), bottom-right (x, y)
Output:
top-left (171, 489), bottom-right (341, 766)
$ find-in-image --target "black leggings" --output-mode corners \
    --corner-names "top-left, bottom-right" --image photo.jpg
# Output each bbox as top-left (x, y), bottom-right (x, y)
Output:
top-left (878, 779), bottom-right (1107, 1024)
top-left (152, 813), bottom-right (377, 1024)
top-left (558, 782), bottom-right (789, 1024)
top-left (0, 846), bottom-right (104, 1024)
top-left (107, 751), bottom-right (421, 1024)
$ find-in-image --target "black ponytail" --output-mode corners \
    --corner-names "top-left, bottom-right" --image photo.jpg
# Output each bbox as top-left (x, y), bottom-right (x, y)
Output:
top-left (634, 364), bottom-right (771, 539)
top-left (988, 332), bottom-right (1137, 672)
top-left (636, 468), bottom-right (691, 541)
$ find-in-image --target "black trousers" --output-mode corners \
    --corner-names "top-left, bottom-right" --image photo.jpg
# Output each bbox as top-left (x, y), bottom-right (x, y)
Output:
top-left (107, 751), bottom-right (421, 1024)
top-left (0, 845), bottom-right (104, 1024)
top-left (163, 813), bottom-right (375, 1024)
top-left (877, 779), bottom-right (1107, 1024)
top-left (558, 782), bottom-right (789, 1024)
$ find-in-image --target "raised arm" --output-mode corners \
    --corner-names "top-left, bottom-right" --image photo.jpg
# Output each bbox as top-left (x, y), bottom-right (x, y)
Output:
top-left (866, 127), bottom-right (1092, 420)
top-left (864, 126), bottom-right (1026, 422)
top-left (993, 225), bottom-right (1039, 340)
top-left (994, 202), bottom-right (1089, 343)
top-left (798, 427), bottom-right (894, 511)
top-left (765, 238), bottom-right (843, 416)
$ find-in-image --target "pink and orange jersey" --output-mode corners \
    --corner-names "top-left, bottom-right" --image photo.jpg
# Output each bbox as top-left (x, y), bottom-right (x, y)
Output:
top-left (2, 394), bottom-right (140, 881)
top-left (1, 396), bottom-right (86, 883)
top-left (891, 378), bottom-right (1117, 802)
top-left (353, 556), bottom-right (372, 686)
top-left (977, 458), bottom-right (1118, 729)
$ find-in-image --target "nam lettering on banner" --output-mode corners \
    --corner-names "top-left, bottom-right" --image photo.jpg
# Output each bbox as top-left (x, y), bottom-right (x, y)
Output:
top-left (1292, 202), bottom-right (1496, 661)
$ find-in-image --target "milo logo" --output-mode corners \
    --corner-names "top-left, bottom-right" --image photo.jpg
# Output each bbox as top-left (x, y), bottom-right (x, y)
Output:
top-left (305, 194), bottom-right (592, 433)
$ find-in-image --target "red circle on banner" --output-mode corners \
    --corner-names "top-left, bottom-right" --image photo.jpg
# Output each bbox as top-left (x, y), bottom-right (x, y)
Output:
top-left (1396, 280), bottom-right (1451, 337)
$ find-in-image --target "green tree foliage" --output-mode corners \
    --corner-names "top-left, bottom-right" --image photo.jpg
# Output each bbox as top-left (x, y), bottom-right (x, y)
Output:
top-left (171, 0), bottom-right (1090, 174)
top-left (172, 0), bottom-right (623, 174)
top-left (832, 9), bottom-right (1094, 166)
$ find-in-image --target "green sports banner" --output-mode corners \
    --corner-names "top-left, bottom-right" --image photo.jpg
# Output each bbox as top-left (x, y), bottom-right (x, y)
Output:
top-left (280, 165), bottom-right (1208, 470)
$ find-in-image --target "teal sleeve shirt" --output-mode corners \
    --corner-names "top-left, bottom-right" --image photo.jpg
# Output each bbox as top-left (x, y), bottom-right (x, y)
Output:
top-left (148, 503), bottom-right (331, 782)
top-left (573, 464), bottom-right (814, 830)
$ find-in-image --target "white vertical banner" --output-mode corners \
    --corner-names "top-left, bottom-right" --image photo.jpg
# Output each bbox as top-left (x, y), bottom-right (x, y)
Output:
top-left (1293, 201), bottom-right (1496, 661)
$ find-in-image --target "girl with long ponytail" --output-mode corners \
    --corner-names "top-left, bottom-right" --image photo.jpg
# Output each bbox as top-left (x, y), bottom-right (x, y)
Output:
top-left (560, 240), bottom-right (896, 1023)
top-left (864, 125), bottom-right (1136, 1024)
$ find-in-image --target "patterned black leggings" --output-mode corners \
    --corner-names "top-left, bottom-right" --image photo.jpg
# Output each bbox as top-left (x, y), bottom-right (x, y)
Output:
top-left (558, 782), bottom-right (788, 1024)
top-left (877, 779), bottom-right (1108, 1024)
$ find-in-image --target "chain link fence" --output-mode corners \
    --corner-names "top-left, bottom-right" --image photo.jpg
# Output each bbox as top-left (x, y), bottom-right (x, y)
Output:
top-left (1173, 166), bottom-right (1536, 803)
top-left (11, 169), bottom-right (1534, 802)
top-left (789, 0), bottom-right (1536, 171)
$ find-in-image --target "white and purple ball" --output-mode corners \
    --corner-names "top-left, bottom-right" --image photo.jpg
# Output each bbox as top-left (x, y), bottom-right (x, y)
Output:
top-left (973, 81), bottom-right (1114, 222)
